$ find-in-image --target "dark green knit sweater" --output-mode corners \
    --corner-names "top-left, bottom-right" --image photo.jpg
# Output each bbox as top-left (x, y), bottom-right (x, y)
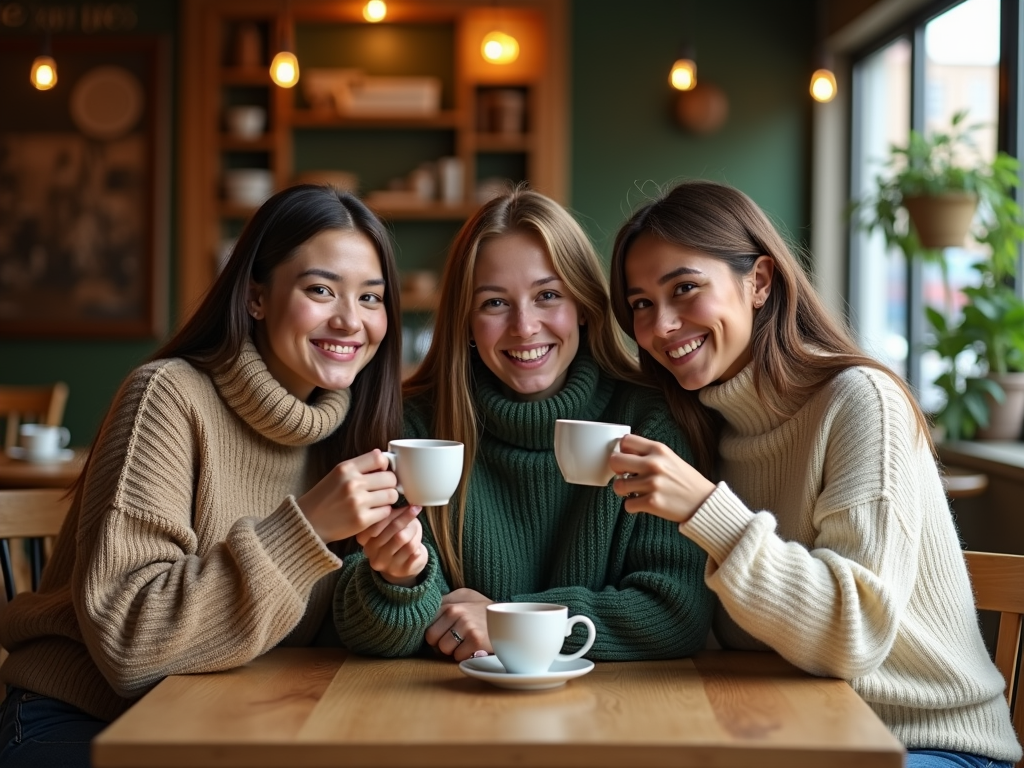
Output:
top-left (332, 354), bottom-right (713, 659)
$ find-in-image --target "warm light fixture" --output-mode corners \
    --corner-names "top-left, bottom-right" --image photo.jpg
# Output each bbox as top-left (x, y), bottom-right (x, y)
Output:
top-left (363, 1), bottom-right (387, 23)
top-left (810, 67), bottom-right (837, 103)
top-left (481, 30), bottom-right (519, 65)
top-left (270, 2), bottom-right (299, 88)
top-left (30, 34), bottom-right (57, 91)
top-left (669, 42), bottom-right (697, 91)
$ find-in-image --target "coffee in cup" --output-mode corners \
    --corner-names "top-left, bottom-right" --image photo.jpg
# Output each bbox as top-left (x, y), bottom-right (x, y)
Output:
top-left (19, 423), bottom-right (71, 463)
top-left (554, 419), bottom-right (630, 486)
top-left (382, 439), bottom-right (464, 506)
top-left (486, 602), bottom-right (596, 675)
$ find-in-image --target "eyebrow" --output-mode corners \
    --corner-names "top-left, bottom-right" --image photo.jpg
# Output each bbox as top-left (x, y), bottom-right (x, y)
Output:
top-left (474, 275), bottom-right (561, 295)
top-left (298, 268), bottom-right (385, 287)
top-left (625, 266), bottom-right (703, 297)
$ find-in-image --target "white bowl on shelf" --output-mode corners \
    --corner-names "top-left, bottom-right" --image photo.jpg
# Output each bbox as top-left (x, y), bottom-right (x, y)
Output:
top-left (224, 169), bottom-right (273, 206)
top-left (225, 106), bottom-right (267, 139)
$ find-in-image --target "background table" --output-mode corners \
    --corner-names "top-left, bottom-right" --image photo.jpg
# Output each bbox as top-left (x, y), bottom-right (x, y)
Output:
top-left (93, 648), bottom-right (905, 768)
top-left (0, 447), bottom-right (87, 489)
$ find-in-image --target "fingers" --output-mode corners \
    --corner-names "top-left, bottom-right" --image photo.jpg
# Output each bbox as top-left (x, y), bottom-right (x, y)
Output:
top-left (425, 614), bottom-right (491, 661)
top-left (356, 505), bottom-right (422, 545)
top-left (338, 448), bottom-right (391, 475)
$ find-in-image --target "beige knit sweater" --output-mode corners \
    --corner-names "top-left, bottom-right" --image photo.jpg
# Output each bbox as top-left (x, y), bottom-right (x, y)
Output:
top-left (684, 363), bottom-right (1021, 762)
top-left (0, 341), bottom-right (349, 722)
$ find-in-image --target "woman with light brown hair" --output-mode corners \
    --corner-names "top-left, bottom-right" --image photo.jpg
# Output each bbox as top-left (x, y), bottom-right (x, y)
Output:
top-left (333, 185), bottom-right (713, 661)
top-left (606, 179), bottom-right (1020, 768)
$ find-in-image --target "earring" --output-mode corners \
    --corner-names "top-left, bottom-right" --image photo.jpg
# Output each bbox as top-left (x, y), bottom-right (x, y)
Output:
top-left (469, 339), bottom-right (477, 348)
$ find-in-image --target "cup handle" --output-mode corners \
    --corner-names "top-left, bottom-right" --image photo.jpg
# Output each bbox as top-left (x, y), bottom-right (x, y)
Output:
top-left (555, 615), bottom-right (596, 663)
top-left (382, 451), bottom-right (404, 496)
top-left (58, 427), bottom-right (70, 448)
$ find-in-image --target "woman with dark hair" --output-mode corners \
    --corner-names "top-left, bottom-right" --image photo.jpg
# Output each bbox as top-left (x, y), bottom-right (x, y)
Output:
top-left (333, 186), bottom-right (713, 662)
top-left (606, 179), bottom-right (1021, 768)
top-left (0, 185), bottom-right (416, 768)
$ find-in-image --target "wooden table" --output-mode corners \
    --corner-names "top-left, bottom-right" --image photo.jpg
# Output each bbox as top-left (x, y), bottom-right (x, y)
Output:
top-left (93, 648), bottom-right (905, 768)
top-left (0, 447), bottom-right (87, 489)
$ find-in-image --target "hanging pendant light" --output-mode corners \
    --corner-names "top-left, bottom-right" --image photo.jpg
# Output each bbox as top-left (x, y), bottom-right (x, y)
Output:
top-left (270, 1), bottom-right (299, 88)
top-left (481, 30), bottom-right (519, 64)
top-left (669, 43), bottom-right (697, 91)
top-left (30, 33), bottom-right (57, 91)
top-left (809, 0), bottom-right (837, 103)
top-left (810, 64), bottom-right (837, 103)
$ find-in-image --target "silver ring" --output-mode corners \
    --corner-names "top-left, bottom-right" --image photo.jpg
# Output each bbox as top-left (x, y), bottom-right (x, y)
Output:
top-left (450, 628), bottom-right (465, 645)
top-left (627, 491), bottom-right (640, 499)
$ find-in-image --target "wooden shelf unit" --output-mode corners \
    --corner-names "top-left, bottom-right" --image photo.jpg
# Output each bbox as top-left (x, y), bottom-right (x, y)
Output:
top-left (178, 0), bottom-right (568, 320)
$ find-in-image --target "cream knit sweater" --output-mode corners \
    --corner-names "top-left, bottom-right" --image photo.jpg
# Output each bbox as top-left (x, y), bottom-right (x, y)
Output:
top-left (0, 341), bottom-right (349, 722)
top-left (684, 363), bottom-right (1021, 762)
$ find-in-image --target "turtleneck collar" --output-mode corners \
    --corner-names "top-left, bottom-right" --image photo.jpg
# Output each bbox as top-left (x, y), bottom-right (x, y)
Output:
top-left (474, 352), bottom-right (615, 450)
top-left (211, 338), bottom-right (351, 446)
top-left (697, 362), bottom-right (795, 437)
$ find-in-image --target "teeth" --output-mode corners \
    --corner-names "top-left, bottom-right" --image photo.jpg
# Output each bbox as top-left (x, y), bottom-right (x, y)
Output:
top-left (507, 345), bottom-right (550, 361)
top-left (668, 336), bottom-right (704, 359)
top-left (318, 342), bottom-right (356, 354)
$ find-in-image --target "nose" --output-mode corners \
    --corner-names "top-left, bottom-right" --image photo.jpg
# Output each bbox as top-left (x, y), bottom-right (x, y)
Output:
top-left (652, 304), bottom-right (681, 338)
top-left (510, 305), bottom-right (541, 337)
top-left (329, 296), bottom-right (361, 333)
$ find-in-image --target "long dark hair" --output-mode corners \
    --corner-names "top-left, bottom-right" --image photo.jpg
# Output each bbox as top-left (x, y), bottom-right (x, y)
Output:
top-left (77, 184), bottom-right (402, 491)
top-left (609, 180), bottom-right (933, 478)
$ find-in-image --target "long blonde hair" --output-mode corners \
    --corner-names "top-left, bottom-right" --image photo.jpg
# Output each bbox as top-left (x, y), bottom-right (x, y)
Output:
top-left (609, 179), bottom-right (934, 478)
top-left (404, 186), bottom-right (638, 587)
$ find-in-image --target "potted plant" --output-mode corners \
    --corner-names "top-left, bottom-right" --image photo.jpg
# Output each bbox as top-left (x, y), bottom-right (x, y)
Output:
top-left (853, 110), bottom-right (1024, 440)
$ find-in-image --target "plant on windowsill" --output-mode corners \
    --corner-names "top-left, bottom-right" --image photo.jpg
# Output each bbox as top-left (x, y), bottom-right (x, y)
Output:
top-left (851, 109), bottom-right (1024, 441)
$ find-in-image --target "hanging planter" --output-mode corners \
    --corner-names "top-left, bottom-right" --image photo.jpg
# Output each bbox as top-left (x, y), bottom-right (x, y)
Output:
top-left (902, 192), bottom-right (978, 249)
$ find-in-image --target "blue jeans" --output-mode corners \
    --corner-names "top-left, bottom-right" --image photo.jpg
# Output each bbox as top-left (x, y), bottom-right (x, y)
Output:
top-left (0, 687), bottom-right (108, 768)
top-left (907, 749), bottom-right (1013, 768)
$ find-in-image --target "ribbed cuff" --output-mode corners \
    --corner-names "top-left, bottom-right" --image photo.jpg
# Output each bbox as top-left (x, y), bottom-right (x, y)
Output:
top-left (253, 497), bottom-right (342, 596)
top-left (680, 482), bottom-right (755, 565)
top-left (369, 557), bottom-right (438, 604)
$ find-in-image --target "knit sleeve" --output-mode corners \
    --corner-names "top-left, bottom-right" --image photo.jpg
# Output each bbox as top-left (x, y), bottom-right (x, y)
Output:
top-left (72, 363), bottom-right (341, 698)
top-left (331, 543), bottom-right (447, 656)
top-left (683, 370), bottom-right (925, 679)
top-left (514, 384), bottom-right (714, 660)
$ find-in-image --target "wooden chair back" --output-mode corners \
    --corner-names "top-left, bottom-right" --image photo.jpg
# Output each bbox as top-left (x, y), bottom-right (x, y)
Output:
top-left (965, 550), bottom-right (1024, 767)
top-left (0, 382), bottom-right (69, 450)
top-left (0, 489), bottom-right (70, 602)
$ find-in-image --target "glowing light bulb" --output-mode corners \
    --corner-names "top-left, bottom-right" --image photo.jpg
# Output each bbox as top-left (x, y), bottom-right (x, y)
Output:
top-left (270, 50), bottom-right (300, 88)
top-left (669, 58), bottom-right (697, 91)
top-left (810, 68), bottom-right (837, 103)
top-left (30, 55), bottom-right (58, 90)
top-left (363, 1), bottom-right (387, 22)
top-left (481, 31), bottom-right (519, 65)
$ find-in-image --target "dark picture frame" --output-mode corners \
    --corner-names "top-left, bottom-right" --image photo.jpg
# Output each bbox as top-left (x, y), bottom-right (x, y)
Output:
top-left (0, 35), bottom-right (168, 338)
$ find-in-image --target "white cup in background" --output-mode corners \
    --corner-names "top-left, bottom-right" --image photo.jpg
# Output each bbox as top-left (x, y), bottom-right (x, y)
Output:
top-left (225, 105), bottom-right (267, 139)
top-left (554, 419), bottom-right (630, 486)
top-left (382, 439), bottom-right (464, 507)
top-left (19, 424), bottom-right (71, 463)
top-left (487, 602), bottom-right (596, 674)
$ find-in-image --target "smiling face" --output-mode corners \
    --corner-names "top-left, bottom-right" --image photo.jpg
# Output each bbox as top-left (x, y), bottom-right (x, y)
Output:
top-left (470, 231), bottom-right (582, 401)
top-left (249, 228), bottom-right (387, 401)
top-left (624, 233), bottom-right (773, 390)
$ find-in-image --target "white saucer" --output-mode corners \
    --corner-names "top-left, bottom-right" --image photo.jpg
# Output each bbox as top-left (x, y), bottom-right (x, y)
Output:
top-left (5, 446), bottom-right (75, 464)
top-left (458, 655), bottom-right (594, 690)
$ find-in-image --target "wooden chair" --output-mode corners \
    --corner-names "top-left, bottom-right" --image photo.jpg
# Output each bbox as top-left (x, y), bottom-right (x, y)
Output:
top-left (0, 382), bottom-right (69, 451)
top-left (0, 489), bottom-right (70, 602)
top-left (964, 550), bottom-right (1024, 767)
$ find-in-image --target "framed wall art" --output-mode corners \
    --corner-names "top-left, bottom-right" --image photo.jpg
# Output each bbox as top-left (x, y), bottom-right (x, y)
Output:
top-left (0, 35), bottom-right (168, 338)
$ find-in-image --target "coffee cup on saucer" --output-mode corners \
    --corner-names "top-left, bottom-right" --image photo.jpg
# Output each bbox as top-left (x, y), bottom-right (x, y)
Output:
top-left (382, 439), bottom-right (464, 506)
top-left (554, 419), bottom-right (630, 486)
top-left (18, 423), bottom-right (71, 463)
top-left (486, 602), bottom-right (596, 675)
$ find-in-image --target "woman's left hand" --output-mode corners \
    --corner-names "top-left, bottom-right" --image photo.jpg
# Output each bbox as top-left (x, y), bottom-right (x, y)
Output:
top-left (609, 434), bottom-right (716, 525)
top-left (425, 588), bottom-right (493, 662)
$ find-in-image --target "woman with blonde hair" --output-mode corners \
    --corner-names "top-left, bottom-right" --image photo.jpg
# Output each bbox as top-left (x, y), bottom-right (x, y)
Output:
top-left (606, 179), bottom-right (1020, 768)
top-left (334, 186), bottom-right (713, 660)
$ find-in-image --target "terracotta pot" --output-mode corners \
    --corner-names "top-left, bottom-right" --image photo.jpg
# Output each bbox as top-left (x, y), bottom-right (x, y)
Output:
top-left (975, 372), bottom-right (1024, 440)
top-left (902, 192), bottom-right (978, 249)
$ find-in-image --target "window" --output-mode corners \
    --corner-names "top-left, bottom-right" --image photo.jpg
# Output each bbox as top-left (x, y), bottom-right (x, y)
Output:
top-left (848, 0), bottom-right (1009, 410)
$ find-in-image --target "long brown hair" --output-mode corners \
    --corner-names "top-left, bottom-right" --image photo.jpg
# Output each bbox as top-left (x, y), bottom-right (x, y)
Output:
top-left (609, 180), bottom-right (933, 478)
top-left (76, 184), bottom-right (402, 493)
top-left (405, 185), bottom-right (637, 587)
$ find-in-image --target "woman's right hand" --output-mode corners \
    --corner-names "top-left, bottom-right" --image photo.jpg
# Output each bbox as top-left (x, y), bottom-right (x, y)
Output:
top-left (296, 449), bottom-right (399, 543)
top-left (355, 505), bottom-right (428, 587)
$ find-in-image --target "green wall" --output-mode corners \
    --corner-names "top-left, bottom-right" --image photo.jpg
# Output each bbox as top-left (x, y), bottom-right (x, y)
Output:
top-left (1, 0), bottom-right (816, 444)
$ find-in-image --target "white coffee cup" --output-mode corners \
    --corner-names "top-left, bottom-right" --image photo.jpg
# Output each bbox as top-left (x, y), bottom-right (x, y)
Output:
top-left (19, 423), bottom-right (70, 462)
top-left (382, 439), bottom-right (464, 507)
top-left (554, 419), bottom-right (630, 486)
top-left (487, 602), bottom-right (597, 675)
top-left (225, 105), bottom-right (267, 139)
